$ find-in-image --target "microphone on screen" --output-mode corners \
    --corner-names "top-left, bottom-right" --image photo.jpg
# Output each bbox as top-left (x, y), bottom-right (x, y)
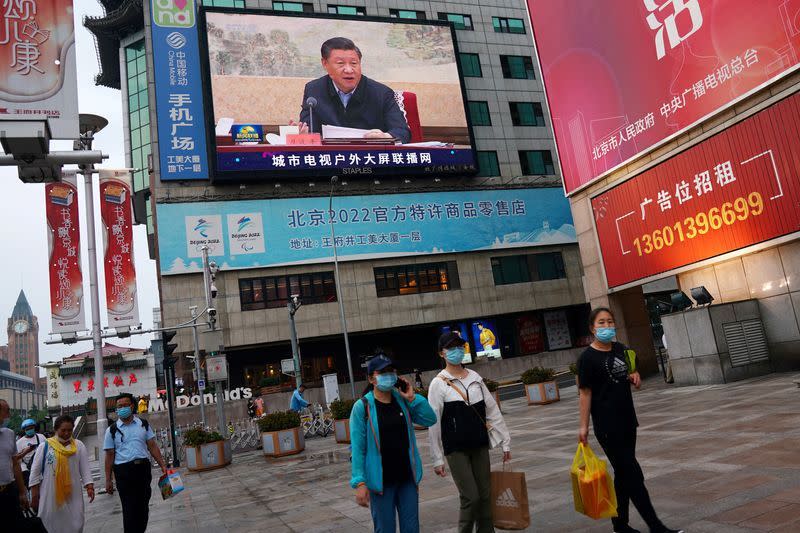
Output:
top-left (306, 97), bottom-right (318, 134)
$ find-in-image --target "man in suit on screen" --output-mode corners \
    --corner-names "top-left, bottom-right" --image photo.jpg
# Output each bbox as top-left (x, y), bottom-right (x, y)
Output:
top-left (292, 37), bottom-right (412, 144)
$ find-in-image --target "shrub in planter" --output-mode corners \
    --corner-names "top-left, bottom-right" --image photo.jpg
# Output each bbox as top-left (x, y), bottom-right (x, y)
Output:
top-left (258, 410), bottom-right (305, 457)
top-left (330, 398), bottom-right (357, 444)
top-left (521, 367), bottom-right (560, 405)
top-left (569, 363), bottom-right (579, 375)
top-left (183, 427), bottom-right (231, 472)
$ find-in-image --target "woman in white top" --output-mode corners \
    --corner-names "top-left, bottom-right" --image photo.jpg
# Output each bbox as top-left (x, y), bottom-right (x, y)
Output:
top-left (428, 331), bottom-right (511, 533)
top-left (29, 415), bottom-right (94, 533)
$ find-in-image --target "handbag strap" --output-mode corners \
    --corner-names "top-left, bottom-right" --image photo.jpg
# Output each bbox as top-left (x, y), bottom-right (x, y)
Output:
top-left (437, 375), bottom-right (491, 429)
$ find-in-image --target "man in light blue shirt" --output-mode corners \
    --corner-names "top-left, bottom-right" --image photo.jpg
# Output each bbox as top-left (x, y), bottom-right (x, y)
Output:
top-left (290, 384), bottom-right (310, 412)
top-left (103, 393), bottom-right (167, 533)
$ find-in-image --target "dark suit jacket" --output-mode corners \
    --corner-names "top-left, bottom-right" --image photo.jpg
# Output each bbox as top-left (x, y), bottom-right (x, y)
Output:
top-left (299, 75), bottom-right (411, 144)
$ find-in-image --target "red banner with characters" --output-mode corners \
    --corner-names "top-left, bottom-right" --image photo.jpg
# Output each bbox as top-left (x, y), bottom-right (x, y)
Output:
top-left (99, 170), bottom-right (140, 328)
top-left (592, 92), bottom-right (800, 289)
top-left (528, 0), bottom-right (800, 194)
top-left (46, 173), bottom-right (85, 333)
top-left (516, 314), bottom-right (544, 354)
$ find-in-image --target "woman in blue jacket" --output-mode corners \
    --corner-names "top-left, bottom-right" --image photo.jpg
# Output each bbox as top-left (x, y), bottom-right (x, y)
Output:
top-left (350, 354), bottom-right (437, 533)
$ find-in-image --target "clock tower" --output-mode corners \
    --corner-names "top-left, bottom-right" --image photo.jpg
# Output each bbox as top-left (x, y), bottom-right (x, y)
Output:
top-left (7, 290), bottom-right (39, 385)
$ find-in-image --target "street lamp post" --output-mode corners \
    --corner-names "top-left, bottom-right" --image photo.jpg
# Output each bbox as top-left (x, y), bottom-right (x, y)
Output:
top-left (77, 113), bottom-right (109, 486)
top-left (288, 297), bottom-right (303, 388)
top-left (329, 176), bottom-right (356, 398)
top-left (189, 306), bottom-right (206, 427)
top-left (201, 246), bottom-right (226, 436)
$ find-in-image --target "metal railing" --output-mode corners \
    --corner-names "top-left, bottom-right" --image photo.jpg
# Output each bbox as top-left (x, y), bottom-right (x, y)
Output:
top-left (153, 418), bottom-right (262, 466)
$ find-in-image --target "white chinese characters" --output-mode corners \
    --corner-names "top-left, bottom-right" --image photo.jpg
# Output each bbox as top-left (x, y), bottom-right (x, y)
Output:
top-left (645, 0), bottom-right (703, 61)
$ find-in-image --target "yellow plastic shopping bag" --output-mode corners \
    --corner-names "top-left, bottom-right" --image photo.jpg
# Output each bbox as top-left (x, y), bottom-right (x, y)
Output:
top-left (570, 442), bottom-right (618, 519)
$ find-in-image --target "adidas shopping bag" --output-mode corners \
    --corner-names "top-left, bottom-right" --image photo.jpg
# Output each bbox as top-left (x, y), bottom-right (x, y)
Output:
top-left (490, 466), bottom-right (530, 530)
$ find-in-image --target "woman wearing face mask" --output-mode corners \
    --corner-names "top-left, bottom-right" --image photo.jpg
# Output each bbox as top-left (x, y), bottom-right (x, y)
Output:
top-left (577, 308), bottom-right (682, 533)
top-left (16, 418), bottom-right (45, 490)
top-left (428, 331), bottom-right (511, 533)
top-left (349, 353), bottom-right (437, 533)
top-left (29, 415), bottom-right (94, 533)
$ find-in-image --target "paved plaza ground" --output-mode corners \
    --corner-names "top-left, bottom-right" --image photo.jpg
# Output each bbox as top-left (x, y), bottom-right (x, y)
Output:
top-left (83, 372), bottom-right (800, 532)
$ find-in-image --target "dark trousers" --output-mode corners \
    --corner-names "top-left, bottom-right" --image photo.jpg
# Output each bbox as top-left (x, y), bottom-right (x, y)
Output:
top-left (0, 482), bottom-right (23, 527)
top-left (446, 447), bottom-right (494, 533)
top-left (113, 460), bottom-right (152, 533)
top-left (597, 430), bottom-right (662, 531)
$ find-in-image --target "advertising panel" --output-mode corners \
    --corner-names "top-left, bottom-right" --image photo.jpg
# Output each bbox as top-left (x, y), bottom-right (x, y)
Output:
top-left (543, 310), bottom-right (571, 350)
top-left (59, 357), bottom-right (157, 408)
top-left (201, 9), bottom-right (476, 180)
top-left (516, 314), bottom-right (544, 355)
top-left (592, 91), bottom-right (800, 289)
top-left (45, 172), bottom-right (85, 333)
top-left (439, 323), bottom-right (473, 364)
top-left (156, 188), bottom-right (575, 274)
top-left (99, 170), bottom-right (140, 328)
top-left (471, 319), bottom-right (501, 359)
top-left (0, 0), bottom-right (79, 138)
top-left (150, 0), bottom-right (209, 180)
top-left (528, 0), bottom-right (800, 195)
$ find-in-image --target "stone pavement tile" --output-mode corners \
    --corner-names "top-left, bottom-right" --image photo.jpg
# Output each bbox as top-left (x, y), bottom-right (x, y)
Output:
top-left (738, 503), bottom-right (800, 530)
top-left (707, 498), bottom-right (790, 524)
top-left (767, 486), bottom-right (800, 503)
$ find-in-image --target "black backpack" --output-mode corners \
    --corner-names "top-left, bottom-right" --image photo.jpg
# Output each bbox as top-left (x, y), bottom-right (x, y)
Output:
top-left (109, 418), bottom-right (150, 445)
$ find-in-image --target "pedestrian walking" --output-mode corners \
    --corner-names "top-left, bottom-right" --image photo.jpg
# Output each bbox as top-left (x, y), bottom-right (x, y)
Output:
top-left (577, 307), bottom-right (683, 533)
top-left (428, 331), bottom-right (511, 533)
top-left (29, 415), bottom-right (94, 533)
top-left (350, 354), bottom-right (437, 533)
top-left (104, 393), bottom-right (168, 533)
top-left (1, 399), bottom-right (29, 526)
top-left (289, 383), bottom-right (310, 412)
top-left (413, 369), bottom-right (424, 390)
top-left (137, 396), bottom-right (148, 414)
top-left (16, 418), bottom-right (46, 489)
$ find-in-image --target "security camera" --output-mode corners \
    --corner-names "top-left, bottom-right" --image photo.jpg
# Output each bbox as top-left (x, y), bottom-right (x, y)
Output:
top-left (291, 294), bottom-right (300, 306)
top-left (208, 261), bottom-right (219, 278)
top-left (210, 283), bottom-right (218, 299)
top-left (208, 307), bottom-right (217, 318)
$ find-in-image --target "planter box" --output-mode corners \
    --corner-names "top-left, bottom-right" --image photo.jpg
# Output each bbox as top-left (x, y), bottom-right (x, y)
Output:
top-left (185, 440), bottom-right (232, 472)
top-left (492, 390), bottom-right (502, 412)
top-left (261, 427), bottom-right (305, 457)
top-left (525, 381), bottom-right (560, 405)
top-left (334, 419), bottom-right (351, 444)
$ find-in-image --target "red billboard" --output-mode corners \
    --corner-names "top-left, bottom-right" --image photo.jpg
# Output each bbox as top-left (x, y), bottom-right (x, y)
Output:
top-left (592, 91), bottom-right (800, 289)
top-left (99, 170), bottom-right (140, 328)
top-left (516, 314), bottom-right (545, 354)
top-left (45, 174), bottom-right (85, 333)
top-left (528, 0), bottom-right (800, 195)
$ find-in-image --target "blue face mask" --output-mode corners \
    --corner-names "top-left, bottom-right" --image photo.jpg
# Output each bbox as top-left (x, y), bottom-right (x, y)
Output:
top-left (25, 428), bottom-right (35, 437)
top-left (375, 372), bottom-right (398, 392)
top-left (117, 406), bottom-right (133, 419)
top-left (445, 347), bottom-right (465, 365)
top-left (595, 327), bottom-right (616, 343)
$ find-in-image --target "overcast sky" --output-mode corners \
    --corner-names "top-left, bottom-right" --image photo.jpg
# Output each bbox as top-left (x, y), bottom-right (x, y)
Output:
top-left (0, 3), bottom-right (158, 370)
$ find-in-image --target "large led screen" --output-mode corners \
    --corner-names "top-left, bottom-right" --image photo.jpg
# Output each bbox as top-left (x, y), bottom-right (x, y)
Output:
top-left (200, 10), bottom-right (477, 181)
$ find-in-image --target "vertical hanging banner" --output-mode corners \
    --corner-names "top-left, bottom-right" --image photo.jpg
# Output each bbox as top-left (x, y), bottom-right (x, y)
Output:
top-left (150, 0), bottom-right (208, 180)
top-left (45, 172), bottom-right (85, 333)
top-left (99, 169), bottom-right (140, 328)
top-left (0, 0), bottom-right (79, 138)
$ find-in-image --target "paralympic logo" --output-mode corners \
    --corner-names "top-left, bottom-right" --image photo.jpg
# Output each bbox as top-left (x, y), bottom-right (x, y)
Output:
top-left (236, 216), bottom-right (253, 232)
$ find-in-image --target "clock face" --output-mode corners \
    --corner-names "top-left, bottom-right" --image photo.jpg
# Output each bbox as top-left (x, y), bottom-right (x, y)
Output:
top-left (13, 320), bottom-right (28, 334)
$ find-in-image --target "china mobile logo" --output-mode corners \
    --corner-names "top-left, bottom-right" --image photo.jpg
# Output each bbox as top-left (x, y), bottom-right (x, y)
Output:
top-left (645, 0), bottom-right (703, 60)
top-left (152, 0), bottom-right (195, 28)
top-left (496, 488), bottom-right (519, 508)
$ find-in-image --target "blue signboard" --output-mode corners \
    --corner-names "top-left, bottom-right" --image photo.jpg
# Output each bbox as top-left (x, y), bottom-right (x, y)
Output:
top-left (150, 0), bottom-right (208, 181)
top-left (156, 188), bottom-right (576, 275)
